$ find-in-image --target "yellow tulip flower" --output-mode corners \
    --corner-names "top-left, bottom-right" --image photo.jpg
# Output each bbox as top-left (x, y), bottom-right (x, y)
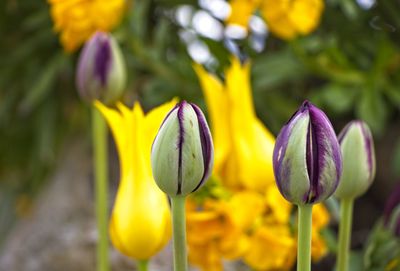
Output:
top-left (226, 0), bottom-right (324, 40)
top-left (194, 57), bottom-right (275, 192)
top-left (95, 99), bottom-right (176, 260)
top-left (48, 0), bottom-right (126, 52)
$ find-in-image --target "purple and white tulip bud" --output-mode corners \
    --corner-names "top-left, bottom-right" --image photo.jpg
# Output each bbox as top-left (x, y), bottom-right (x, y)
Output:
top-left (383, 183), bottom-right (400, 237)
top-left (76, 31), bottom-right (126, 105)
top-left (273, 101), bottom-right (342, 205)
top-left (151, 101), bottom-right (214, 197)
top-left (334, 120), bottom-right (376, 200)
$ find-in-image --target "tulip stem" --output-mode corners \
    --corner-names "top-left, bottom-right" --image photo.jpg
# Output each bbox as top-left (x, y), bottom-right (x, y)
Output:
top-left (337, 199), bottom-right (354, 271)
top-left (137, 260), bottom-right (149, 271)
top-left (297, 204), bottom-right (313, 271)
top-left (92, 106), bottom-right (110, 271)
top-left (171, 196), bottom-right (188, 271)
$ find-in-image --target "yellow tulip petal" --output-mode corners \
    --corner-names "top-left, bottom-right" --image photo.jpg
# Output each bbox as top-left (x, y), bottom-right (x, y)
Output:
top-left (193, 64), bottom-right (230, 174)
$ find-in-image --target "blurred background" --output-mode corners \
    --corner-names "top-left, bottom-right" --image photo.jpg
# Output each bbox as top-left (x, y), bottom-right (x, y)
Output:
top-left (0, 0), bottom-right (399, 270)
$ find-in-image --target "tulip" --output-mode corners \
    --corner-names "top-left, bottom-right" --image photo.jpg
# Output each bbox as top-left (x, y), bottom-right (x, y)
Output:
top-left (95, 99), bottom-right (176, 268)
top-left (334, 120), bottom-right (376, 271)
top-left (194, 57), bottom-right (276, 192)
top-left (335, 120), bottom-right (376, 200)
top-left (273, 100), bottom-right (341, 271)
top-left (273, 100), bottom-right (342, 205)
top-left (151, 101), bottom-right (214, 271)
top-left (151, 101), bottom-right (214, 197)
top-left (76, 31), bottom-right (126, 105)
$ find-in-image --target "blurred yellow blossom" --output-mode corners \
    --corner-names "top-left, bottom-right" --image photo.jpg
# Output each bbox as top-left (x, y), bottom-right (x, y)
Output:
top-left (95, 99), bottom-right (176, 260)
top-left (227, 0), bottom-right (261, 27)
top-left (188, 58), bottom-right (331, 270)
top-left (194, 57), bottom-right (275, 192)
top-left (48, 0), bottom-right (126, 52)
top-left (311, 204), bottom-right (330, 261)
top-left (227, 0), bottom-right (324, 40)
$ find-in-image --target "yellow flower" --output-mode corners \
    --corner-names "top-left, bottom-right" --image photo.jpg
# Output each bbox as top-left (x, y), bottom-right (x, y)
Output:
top-left (48, 0), bottom-right (126, 52)
top-left (95, 99), bottom-right (176, 260)
top-left (244, 225), bottom-right (296, 270)
top-left (187, 191), bottom-right (266, 270)
top-left (226, 0), bottom-right (324, 40)
top-left (194, 57), bottom-right (275, 192)
top-left (260, 0), bottom-right (324, 40)
top-left (311, 203), bottom-right (330, 261)
top-left (227, 0), bottom-right (261, 27)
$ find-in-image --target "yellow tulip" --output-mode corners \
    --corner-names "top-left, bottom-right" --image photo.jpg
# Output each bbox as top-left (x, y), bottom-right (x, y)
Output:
top-left (48, 0), bottom-right (126, 52)
top-left (95, 99), bottom-right (176, 260)
top-left (194, 57), bottom-right (275, 192)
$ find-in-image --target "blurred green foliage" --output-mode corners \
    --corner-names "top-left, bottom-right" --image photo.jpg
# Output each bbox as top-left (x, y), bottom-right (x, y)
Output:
top-left (1, 0), bottom-right (400, 250)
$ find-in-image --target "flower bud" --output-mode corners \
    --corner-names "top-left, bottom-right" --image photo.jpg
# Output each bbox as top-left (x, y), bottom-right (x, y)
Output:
top-left (273, 101), bottom-right (342, 205)
top-left (334, 120), bottom-right (376, 200)
top-left (151, 101), bottom-right (214, 197)
top-left (76, 31), bottom-right (126, 105)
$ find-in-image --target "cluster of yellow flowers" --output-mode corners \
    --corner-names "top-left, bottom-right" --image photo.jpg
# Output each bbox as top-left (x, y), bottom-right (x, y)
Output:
top-left (49, 1), bottom-right (330, 269)
top-left (227, 0), bottom-right (324, 40)
top-left (48, 0), bottom-right (126, 52)
top-left (186, 58), bottom-right (330, 270)
top-left (95, 57), bottom-right (330, 270)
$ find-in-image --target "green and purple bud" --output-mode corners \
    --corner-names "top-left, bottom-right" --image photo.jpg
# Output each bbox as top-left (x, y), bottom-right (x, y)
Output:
top-left (334, 120), bottom-right (376, 200)
top-left (76, 31), bottom-right (126, 105)
top-left (151, 101), bottom-right (214, 197)
top-left (273, 101), bottom-right (342, 205)
top-left (383, 183), bottom-right (400, 237)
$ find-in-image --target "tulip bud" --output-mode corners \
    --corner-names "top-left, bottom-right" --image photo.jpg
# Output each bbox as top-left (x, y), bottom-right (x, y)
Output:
top-left (273, 101), bottom-right (342, 205)
top-left (334, 120), bottom-right (376, 200)
top-left (151, 101), bottom-right (214, 197)
top-left (76, 31), bottom-right (126, 105)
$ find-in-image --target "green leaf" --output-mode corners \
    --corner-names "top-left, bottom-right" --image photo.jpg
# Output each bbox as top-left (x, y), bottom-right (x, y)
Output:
top-left (356, 87), bottom-right (388, 136)
top-left (19, 53), bottom-right (67, 113)
top-left (252, 49), bottom-right (306, 91)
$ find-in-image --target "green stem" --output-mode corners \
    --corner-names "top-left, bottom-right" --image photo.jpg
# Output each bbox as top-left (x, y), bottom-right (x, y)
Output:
top-left (297, 204), bottom-right (313, 271)
top-left (137, 260), bottom-right (149, 271)
top-left (92, 106), bottom-right (109, 271)
top-left (170, 196), bottom-right (188, 271)
top-left (337, 199), bottom-right (354, 271)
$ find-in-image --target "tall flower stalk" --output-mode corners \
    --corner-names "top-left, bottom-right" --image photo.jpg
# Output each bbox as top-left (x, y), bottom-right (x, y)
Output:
top-left (334, 120), bottom-right (376, 271)
top-left (151, 101), bottom-right (214, 271)
top-left (273, 101), bottom-right (342, 271)
top-left (76, 31), bottom-right (127, 271)
top-left (92, 107), bottom-right (110, 271)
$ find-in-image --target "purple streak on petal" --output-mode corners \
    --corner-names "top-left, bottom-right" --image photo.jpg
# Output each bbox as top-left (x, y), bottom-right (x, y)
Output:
top-left (302, 102), bottom-right (319, 203)
top-left (359, 121), bottom-right (374, 177)
top-left (307, 102), bottom-right (342, 204)
top-left (273, 104), bottom-right (308, 201)
top-left (76, 32), bottom-right (101, 100)
top-left (94, 35), bottom-right (112, 87)
top-left (189, 103), bottom-right (214, 192)
top-left (176, 101), bottom-right (187, 195)
top-left (384, 183), bottom-right (400, 226)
